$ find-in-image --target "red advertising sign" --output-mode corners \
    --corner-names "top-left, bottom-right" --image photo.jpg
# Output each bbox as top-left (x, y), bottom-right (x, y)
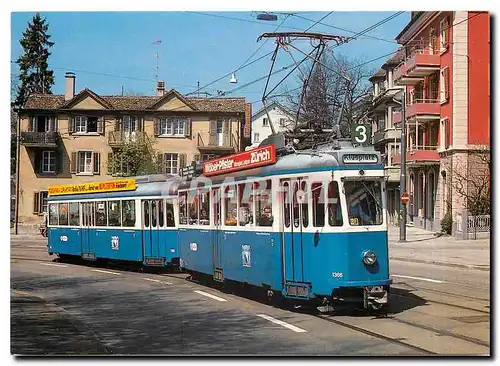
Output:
top-left (202, 145), bottom-right (277, 176)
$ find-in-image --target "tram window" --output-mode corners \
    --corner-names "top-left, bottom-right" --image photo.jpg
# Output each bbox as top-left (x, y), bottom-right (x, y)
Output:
top-left (151, 200), bottom-right (158, 227)
top-left (48, 203), bottom-right (58, 225)
top-left (69, 202), bottom-right (80, 226)
top-left (328, 181), bottom-right (343, 227)
top-left (108, 201), bottom-right (121, 227)
top-left (158, 200), bottom-right (165, 228)
top-left (122, 200), bottom-right (136, 227)
top-left (199, 190), bottom-right (210, 226)
top-left (301, 181), bottom-right (309, 228)
top-left (144, 201), bottom-right (150, 227)
top-left (311, 183), bottom-right (325, 227)
top-left (293, 181), bottom-right (300, 228)
top-left (224, 185), bottom-right (237, 226)
top-left (212, 188), bottom-right (221, 226)
top-left (283, 182), bottom-right (290, 228)
top-left (188, 190), bottom-right (199, 225)
top-left (256, 180), bottom-right (273, 227)
top-left (58, 203), bottom-right (69, 226)
top-left (166, 200), bottom-right (175, 227)
top-left (238, 183), bottom-right (253, 227)
top-left (95, 201), bottom-right (107, 226)
top-left (344, 180), bottom-right (383, 226)
top-left (179, 192), bottom-right (187, 225)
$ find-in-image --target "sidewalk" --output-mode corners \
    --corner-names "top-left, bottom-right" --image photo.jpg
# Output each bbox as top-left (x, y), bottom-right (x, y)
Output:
top-left (388, 226), bottom-right (490, 271)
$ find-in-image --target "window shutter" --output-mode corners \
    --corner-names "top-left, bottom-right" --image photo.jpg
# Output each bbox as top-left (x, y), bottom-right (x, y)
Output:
top-left (223, 119), bottom-right (230, 146)
top-left (33, 192), bottom-right (40, 214)
top-left (107, 152), bottom-right (114, 175)
top-left (209, 119), bottom-right (216, 145)
top-left (55, 148), bottom-right (62, 174)
top-left (93, 152), bottom-right (100, 175)
top-left (445, 119), bottom-right (451, 149)
top-left (444, 68), bottom-right (450, 101)
top-left (28, 117), bottom-right (34, 132)
top-left (70, 152), bottom-right (77, 174)
top-left (157, 153), bottom-right (165, 174)
top-left (35, 151), bottom-right (42, 174)
top-left (97, 117), bottom-right (105, 135)
top-left (179, 153), bottom-right (186, 169)
top-left (114, 117), bottom-right (121, 132)
top-left (154, 118), bottom-right (160, 136)
top-left (184, 118), bottom-right (191, 138)
top-left (68, 116), bottom-right (75, 134)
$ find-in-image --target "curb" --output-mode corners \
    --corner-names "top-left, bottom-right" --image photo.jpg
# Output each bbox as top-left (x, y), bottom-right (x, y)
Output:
top-left (390, 256), bottom-right (490, 271)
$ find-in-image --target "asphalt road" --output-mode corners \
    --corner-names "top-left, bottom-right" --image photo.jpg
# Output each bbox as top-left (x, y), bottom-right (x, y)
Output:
top-left (10, 237), bottom-right (490, 356)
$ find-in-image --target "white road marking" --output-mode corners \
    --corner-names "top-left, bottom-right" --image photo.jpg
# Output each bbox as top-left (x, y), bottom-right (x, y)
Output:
top-left (257, 314), bottom-right (307, 333)
top-left (391, 274), bottom-right (444, 284)
top-left (91, 269), bottom-right (121, 276)
top-left (143, 278), bottom-right (172, 285)
top-left (40, 263), bottom-right (68, 268)
top-left (194, 290), bottom-right (227, 302)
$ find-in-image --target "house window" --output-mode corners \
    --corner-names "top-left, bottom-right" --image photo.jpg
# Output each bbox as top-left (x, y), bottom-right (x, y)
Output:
top-left (33, 190), bottom-right (49, 214)
top-left (216, 120), bottom-right (223, 133)
top-left (279, 118), bottom-right (287, 127)
top-left (440, 17), bottom-right (449, 50)
top-left (42, 151), bottom-right (56, 173)
top-left (160, 117), bottom-right (185, 136)
top-left (440, 68), bottom-right (450, 103)
top-left (441, 118), bottom-right (451, 149)
top-left (262, 118), bottom-right (269, 127)
top-left (165, 153), bottom-right (179, 174)
top-left (75, 116), bottom-right (98, 133)
top-left (254, 133), bottom-right (260, 143)
top-left (202, 154), bottom-right (217, 162)
top-left (78, 151), bottom-right (93, 174)
top-left (122, 116), bottom-right (138, 133)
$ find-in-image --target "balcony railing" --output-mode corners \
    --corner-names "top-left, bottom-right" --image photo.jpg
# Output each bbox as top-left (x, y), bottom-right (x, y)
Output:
top-left (394, 41), bottom-right (441, 85)
top-left (393, 144), bottom-right (440, 166)
top-left (108, 131), bottom-right (146, 147)
top-left (20, 131), bottom-right (58, 147)
top-left (372, 129), bottom-right (386, 145)
top-left (406, 98), bottom-right (440, 119)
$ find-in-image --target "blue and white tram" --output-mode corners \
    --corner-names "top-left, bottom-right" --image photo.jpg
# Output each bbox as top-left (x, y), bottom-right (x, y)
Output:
top-left (46, 175), bottom-right (181, 267)
top-left (177, 143), bottom-right (391, 310)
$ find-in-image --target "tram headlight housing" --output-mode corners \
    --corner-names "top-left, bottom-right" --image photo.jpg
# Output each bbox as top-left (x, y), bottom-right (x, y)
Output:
top-left (362, 250), bottom-right (377, 266)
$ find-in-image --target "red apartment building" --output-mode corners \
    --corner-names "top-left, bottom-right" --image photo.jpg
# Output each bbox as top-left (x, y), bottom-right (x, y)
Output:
top-left (373, 11), bottom-right (490, 234)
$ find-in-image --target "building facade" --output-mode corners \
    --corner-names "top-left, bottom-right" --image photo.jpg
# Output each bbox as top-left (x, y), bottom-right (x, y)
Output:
top-left (17, 73), bottom-right (251, 231)
top-left (373, 11), bottom-right (490, 234)
top-left (250, 102), bottom-right (295, 148)
top-left (368, 48), bottom-right (405, 225)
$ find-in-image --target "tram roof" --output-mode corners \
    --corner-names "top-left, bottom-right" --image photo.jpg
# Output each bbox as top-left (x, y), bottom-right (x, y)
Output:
top-left (48, 175), bottom-right (181, 201)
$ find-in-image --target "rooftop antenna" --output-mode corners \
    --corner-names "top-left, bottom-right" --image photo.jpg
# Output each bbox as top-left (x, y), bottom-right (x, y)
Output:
top-left (152, 40), bottom-right (162, 83)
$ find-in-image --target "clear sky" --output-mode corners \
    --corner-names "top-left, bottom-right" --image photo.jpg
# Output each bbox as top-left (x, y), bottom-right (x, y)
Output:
top-left (11, 11), bottom-right (410, 108)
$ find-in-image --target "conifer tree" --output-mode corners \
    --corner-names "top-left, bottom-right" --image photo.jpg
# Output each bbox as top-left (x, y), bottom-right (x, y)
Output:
top-left (14, 12), bottom-right (55, 109)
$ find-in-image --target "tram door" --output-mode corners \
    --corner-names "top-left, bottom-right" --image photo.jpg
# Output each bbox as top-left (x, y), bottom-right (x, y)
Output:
top-left (142, 199), bottom-right (161, 261)
top-left (81, 202), bottom-right (95, 259)
top-left (280, 179), bottom-right (307, 283)
top-left (212, 188), bottom-right (224, 281)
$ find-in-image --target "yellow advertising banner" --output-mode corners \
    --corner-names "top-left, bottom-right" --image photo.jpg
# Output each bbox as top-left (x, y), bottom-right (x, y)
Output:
top-left (48, 179), bottom-right (136, 196)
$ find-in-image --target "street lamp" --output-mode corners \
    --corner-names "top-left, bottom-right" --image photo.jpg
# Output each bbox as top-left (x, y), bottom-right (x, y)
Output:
top-left (392, 89), bottom-right (407, 242)
top-left (256, 12), bottom-right (278, 21)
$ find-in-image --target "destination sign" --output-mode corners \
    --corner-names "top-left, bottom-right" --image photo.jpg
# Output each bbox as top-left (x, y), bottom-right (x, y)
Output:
top-left (202, 145), bottom-right (277, 176)
top-left (342, 153), bottom-right (379, 164)
top-left (48, 178), bottom-right (136, 196)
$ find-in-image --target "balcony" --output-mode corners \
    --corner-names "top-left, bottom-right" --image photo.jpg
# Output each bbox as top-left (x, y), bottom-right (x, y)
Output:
top-left (20, 131), bottom-right (58, 148)
top-left (372, 128), bottom-right (401, 146)
top-left (392, 110), bottom-right (402, 125)
top-left (108, 131), bottom-right (147, 147)
top-left (394, 42), bottom-right (441, 86)
top-left (371, 87), bottom-right (404, 112)
top-left (406, 98), bottom-right (440, 120)
top-left (385, 166), bottom-right (401, 183)
top-left (197, 132), bottom-right (239, 153)
top-left (392, 145), bottom-right (440, 166)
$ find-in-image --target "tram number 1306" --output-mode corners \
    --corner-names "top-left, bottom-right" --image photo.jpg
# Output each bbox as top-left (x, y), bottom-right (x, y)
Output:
top-left (331, 272), bottom-right (344, 278)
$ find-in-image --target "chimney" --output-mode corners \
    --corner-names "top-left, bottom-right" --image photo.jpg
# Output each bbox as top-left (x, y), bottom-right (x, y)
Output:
top-left (156, 80), bottom-right (165, 97)
top-left (65, 72), bottom-right (76, 100)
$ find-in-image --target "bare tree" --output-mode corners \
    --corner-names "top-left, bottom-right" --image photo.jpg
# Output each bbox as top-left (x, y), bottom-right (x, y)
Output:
top-left (447, 145), bottom-right (491, 217)
top-left (282, 52), bottom-right (375, 137)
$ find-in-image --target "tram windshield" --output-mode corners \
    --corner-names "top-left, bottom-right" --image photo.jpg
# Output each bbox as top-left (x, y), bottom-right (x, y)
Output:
top-left (343, 179), bottom-right (383, 226)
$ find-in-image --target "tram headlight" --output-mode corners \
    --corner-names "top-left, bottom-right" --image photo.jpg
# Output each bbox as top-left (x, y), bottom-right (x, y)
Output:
top-left (362, 250), bottom-right (377, 266)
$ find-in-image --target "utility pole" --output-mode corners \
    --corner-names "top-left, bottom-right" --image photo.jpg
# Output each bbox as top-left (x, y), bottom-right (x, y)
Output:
top-left (399, 89), bottom-right (407, 242)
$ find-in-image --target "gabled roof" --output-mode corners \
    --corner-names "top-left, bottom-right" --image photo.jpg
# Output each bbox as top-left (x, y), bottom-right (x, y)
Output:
top-left (22, 90), bottom-right (247, 113)
top-left (147, 89), bottom-right (198, 110)
top-left (251, 101), bottom-right (294, 120)
top-left (60, 88), bottom-right (114, 109)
